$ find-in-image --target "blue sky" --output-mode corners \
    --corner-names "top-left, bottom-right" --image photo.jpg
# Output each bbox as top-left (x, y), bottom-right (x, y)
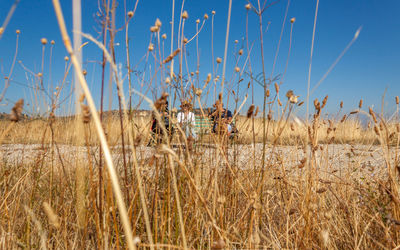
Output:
top-left (0, 0), bottom-right (399, 118)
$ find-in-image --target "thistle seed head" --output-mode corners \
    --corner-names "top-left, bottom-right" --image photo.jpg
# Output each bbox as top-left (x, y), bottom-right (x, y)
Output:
top-left (182, 11), bottom-right (188, 19)
top-left (41, 38), bottom-right (48, 45)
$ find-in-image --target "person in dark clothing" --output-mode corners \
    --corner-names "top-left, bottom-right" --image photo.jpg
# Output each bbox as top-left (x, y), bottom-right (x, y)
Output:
top-left (210, 101), bottom-right (233, 136)
top-left (148, 98), bottom-right (173, 146)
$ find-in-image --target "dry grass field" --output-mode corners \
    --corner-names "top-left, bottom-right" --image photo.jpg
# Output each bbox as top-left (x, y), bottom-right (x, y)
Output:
top-left (1, 0), bottom-right (400, 249)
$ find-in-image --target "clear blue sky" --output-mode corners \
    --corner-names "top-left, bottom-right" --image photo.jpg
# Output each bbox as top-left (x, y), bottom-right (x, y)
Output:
top-left (0, 0), bottom-right (399, 117)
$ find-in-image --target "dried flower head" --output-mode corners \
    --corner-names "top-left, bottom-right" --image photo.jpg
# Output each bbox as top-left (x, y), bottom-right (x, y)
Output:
top-left (286, 90), bottom-right (294, 99)
top-left (204, 13), bottom-right (209, 19)
top-left (165, 77), bottom-right (171, 84)
top-left (234, 66), bottom-right (240, 73)
top-left (43, 202), bottom-right (60, 228)
top-left (16, 29), bottom-right (20, 34)
top-left (155, 18), bottom-right (162, 28)
top-left (127, 11), bottom-right (134, 18)
top-left (0, 27), bottom-right (4, 35)
top-left (234, 40), bottom-right (238, 44)
top-left (274, 82), bottom-right (279, 93)
top-left (358, 99), bottom-right (363, 109)
top-left (163, 48), bottom-right (180, 64)
top-left (195, 88), bottom-right (202, 96)
top-left (266, 89), bottom-right (270, 97)
top-left (212, 10), bottom-right (216, 15)
top-left (51, 40), bottom-right (55, 45)
top-left (182, 11), bottom-right (188, 19)
top-left (245, 3), bottom-right (251, 10)
top-left (196, 19), bottom-right (200, 24)
top-left (290, 95), bottom-right (298, 104)
top-left (41, 38), bottom-right (48, 45)
top-left (290, 17), bottom-right (296, 23)
top-left (321, 95), bottom-right (328, 109)
top-left (238, 49), bottom-right (243, 55)
top-left (81, 104), bottom-right (91, 123)
top-left (162, 33), bottom-right (167, 39)
top-left (82, 69), bottom-right (87, 76)
top-left (64, 56), bottom-right (69, 61)
top-left (247, 104), bottom-right (255, 118)
top-left (183, 38), bottom-right (188, 44)
top-left (37, 72), bottom-right (43, 77)
top-left (148, 43), bottom-right (154, 51)
top-left (211, 239), bottom-right (226, 250)
top-left (150, 26), bottom-right (159, 32)
top-left (340, 101), bottom-right (343, 108)
top-left (396, 96), bottom-right (399, 105)
top-left (10, 99), bottom-right (24, 122)
top-left (216, 57), bottom-right (222, 63)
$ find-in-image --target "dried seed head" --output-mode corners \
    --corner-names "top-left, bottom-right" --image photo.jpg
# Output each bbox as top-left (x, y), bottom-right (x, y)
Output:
top-left (148, 43), bottom-right (154, 51)
top-left (286, 90), bottom-right (294, 99)
top-left (290, 17), bottom-right (296, 23)
top-left (64, 56), bottom-right (69, 61)
top-left (51, 40), bottom-right (55, 45)
top-left (266, 89), bottom-right (270, 97)
top-left (0, 27), bottom-right (4, 35)
top-left (182, 11), bottom-right (188, 19)
top-left (211, 239), bottom-right (225, 250)
top-left (298, 101), bottom-right (304, 106)
top-left (196, 19), bottom-right (200, 24)
top-left (41, 38), bottom-right (48, 45)
top-left (290, 95), bottom-right (298, 104)
top-left (321, 95), bottom-right (328, 109)
top-left (155, 18), bottom-right (162, 28)
top-left (43, 202), bottom-right (60, 228)
top-left (267, 112), bottom-right (272, 120)
top-left (290, 123), bottom-right (295, 131)
top-left (172, 107), bottom-right (178, 113)
top-left (314, 98), bottom-right (320, 111)
top-left (37, 72), bottom-right (43, 77)
top-left (165, 77), bottom-right (171, 84)
top-left (234, 66), bottom-right (240, 73)
top-left (212, 10), bottom-right (216, 15)
top-left (245, 3), bottom-right (251, 10)
top-left (82, 69), bottom-right (87, 76)
top-left (274, 82), bottom-right (279, 93)
top-left (163, 48), bottom-right (180, 64)
top-left (358, 99), bottom-right (363, 109)
top-left (204, 13), bottom-right (209, 19)
top-left (374, 125), bottom-right (380, 136)
top-left (162, 33), bottom-right (167, 39)
top-left (254, 106), bottom-right (259, 116)
top-left (340, 101), bottom-right (343, 108)
top-left (234, 40), bottom-right (238, 44)
top-left (277, 99), bottom-right (282, 106)
top-left (369, 107), bottom-right (377, 123)
top-left (183, 38), bottom-right (188, 44)
top-left (16, 29), bottom-right (20, 34)
top-left (10, 99), bottom-right (24, 122)
top-left (216, 57), bottom-right (222, 63)
top-left (127, 11), bottom-right (134, 18)
top-left (247, 104), bottom-right (255, 118)
top-left (81, 104), bottom-right (90, 124)
top-left (195, 88), bottom-right (202, 96)
top-left (340, 114), bottom-right (347, 123)
top-left (150, 26), bottom-right (159, 32)
top-left (238, 49), bottom-right (243, 55)
top-left (396, 96), bottom-right (399, 105)
top-left (316, 187), bottom-right (327, 194)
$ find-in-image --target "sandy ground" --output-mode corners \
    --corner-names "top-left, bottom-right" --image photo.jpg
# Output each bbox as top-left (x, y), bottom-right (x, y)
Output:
top-left (0, 143), bottom-right (396, 180)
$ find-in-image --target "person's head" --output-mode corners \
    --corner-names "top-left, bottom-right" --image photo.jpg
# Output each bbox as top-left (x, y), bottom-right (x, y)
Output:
top-left (180, 100), bottom-right (192, 112)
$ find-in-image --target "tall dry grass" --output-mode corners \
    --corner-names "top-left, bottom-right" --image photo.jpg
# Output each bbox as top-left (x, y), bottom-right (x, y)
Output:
top-left (1, 0), bottom-right (400, 249)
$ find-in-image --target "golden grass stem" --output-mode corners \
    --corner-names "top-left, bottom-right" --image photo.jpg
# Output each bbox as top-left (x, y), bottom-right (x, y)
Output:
top-left (51, 1), bottom-right (135, 249)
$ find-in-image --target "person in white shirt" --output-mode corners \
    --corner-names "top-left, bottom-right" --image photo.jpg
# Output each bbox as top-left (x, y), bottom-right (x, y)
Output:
top-left (177, 100), bottom-right (197, 144)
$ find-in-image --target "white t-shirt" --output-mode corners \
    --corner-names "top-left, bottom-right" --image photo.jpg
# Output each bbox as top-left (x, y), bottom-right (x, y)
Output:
top-left (177, 112), bottom-right (196, 127)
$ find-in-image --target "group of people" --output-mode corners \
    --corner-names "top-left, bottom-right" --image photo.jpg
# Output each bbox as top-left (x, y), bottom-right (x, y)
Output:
top-left (149, 98), bottom-right (236, 147)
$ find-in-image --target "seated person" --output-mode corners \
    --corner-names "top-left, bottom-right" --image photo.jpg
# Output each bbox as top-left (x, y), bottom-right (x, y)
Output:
top-left (209, 100), bottom-right (233, 136)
